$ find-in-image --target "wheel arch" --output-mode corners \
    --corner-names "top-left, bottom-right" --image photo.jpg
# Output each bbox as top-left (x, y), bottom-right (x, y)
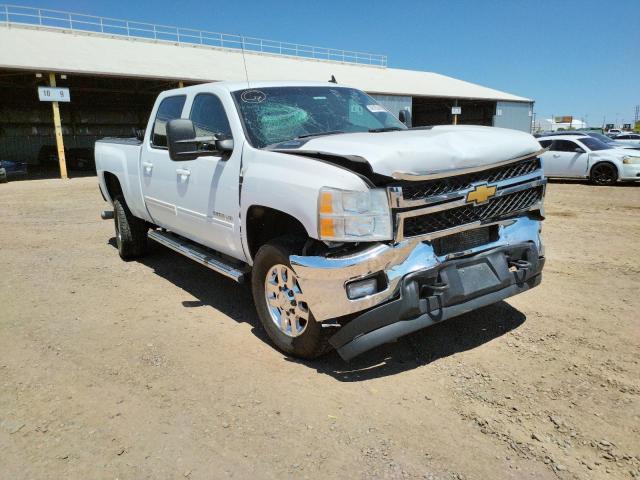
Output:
top-left (244, 205), bottom-right (310, 262)
top-left (102, 171), bottom-right (124, 203)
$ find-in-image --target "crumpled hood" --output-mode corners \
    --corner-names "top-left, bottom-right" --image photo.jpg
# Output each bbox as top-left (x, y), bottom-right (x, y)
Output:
top-left (290, 125), bottom-right (541, 178)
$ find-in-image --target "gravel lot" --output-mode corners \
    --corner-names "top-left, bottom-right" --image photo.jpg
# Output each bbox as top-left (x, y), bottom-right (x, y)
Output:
top-left (1, 177), bottom-right (638, 480)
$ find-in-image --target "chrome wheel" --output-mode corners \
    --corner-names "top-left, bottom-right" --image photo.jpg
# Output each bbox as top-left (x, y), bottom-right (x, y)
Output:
top-left (264, 264), bottom-right (309, 337)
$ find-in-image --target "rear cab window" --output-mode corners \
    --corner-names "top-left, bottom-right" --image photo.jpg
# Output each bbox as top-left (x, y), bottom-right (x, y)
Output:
top-left (151, 95), bottom-right (187, 148)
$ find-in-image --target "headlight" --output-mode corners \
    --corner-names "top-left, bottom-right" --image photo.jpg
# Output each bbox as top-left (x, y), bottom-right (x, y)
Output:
top-left (318, 187), bottom-right (392, 241)
top-left (623, 155), bottom-right (640, 164)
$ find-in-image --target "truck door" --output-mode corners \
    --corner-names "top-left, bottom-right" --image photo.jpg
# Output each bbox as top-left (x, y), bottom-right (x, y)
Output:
top-left (170, 93), bottom-right (243, 259)
top-left (545, 139), bottom-right (589, 177)
top-left (140, 94), bottom-right (187, 230)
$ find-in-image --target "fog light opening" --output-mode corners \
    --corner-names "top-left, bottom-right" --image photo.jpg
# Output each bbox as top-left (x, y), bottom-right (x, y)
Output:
top-left (347, 278), bottom-right (377, 299)
top-left (346, 277), bottom-right (379, 300)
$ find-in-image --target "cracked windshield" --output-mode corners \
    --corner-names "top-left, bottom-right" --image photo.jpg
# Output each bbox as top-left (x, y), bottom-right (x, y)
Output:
top-left (232, 86), bottom-right (406, 148)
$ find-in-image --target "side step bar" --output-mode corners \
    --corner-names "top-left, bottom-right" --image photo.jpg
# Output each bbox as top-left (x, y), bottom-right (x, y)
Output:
top-left (148, 229), bottom-right (250, 283)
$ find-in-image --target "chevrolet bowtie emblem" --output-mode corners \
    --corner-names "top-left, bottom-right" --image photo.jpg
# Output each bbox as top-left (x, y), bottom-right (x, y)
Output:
top-left (466, 184), bottom-right (497, 205)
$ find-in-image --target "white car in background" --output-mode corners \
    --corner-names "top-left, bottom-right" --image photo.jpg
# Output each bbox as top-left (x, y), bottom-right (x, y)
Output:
top-left (613, 133), bottom-right (640, 146)
top-left (537, 134), bottom-right (640, 185)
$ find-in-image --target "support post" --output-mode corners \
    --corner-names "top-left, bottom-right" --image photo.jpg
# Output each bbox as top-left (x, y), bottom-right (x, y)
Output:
top-left (453, 99), bottom-right (459, 125)
top-left (178, 80), bottom-right (184, 88)
top-left (49, 72), bottom-right (68, 180)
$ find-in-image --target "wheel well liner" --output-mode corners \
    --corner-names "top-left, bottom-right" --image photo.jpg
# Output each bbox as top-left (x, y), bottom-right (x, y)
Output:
top-left (246, 206), bottom-right (308, 260)
top-left (103, 172), bottom-right (123, 202)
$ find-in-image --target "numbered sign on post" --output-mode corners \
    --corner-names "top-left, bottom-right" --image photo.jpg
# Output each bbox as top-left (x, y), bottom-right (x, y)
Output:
top-left (451, 106), bottom-right (462, 115)
top-left (38, 87), bottom-right (71, 102)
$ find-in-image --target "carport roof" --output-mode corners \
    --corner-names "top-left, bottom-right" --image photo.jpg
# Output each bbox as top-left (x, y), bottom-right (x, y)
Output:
top-left (0, 24), bottom-right (532, 103)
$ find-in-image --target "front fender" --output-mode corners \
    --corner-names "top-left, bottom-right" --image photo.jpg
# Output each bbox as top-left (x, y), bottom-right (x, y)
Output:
top-left (240, 149), bottom-right (369, 257)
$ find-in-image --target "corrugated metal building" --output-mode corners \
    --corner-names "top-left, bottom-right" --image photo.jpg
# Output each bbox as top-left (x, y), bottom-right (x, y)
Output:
top-left (0, 5), bottom-right (533, 175)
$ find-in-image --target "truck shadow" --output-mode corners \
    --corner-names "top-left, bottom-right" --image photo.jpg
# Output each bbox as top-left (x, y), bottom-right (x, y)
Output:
top-left (109, 238), bottom-right (272, 345)
top-left (304, 301), bottom-right (525, 382)
top-left (114, 238), bottom-right (526, 381)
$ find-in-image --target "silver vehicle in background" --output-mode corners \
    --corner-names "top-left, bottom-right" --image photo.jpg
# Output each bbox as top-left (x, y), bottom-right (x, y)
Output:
top-left (613, 133), bottom-right (640, 146)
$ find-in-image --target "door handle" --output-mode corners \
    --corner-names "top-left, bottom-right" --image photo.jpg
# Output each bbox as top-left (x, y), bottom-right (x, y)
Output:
top-left (142, 161), bottom-right (153, 172)
top-left (176, 168), bottom-right (191, 177)
top-left (552, 154), bottom-right (560, 158)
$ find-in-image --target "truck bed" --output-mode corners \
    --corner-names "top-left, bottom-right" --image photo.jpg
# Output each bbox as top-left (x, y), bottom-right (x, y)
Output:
top-left (95, 136), bottom-right (148, 221)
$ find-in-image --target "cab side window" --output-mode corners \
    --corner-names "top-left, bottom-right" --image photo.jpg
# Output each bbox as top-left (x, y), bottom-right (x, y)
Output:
top-left (551, 140), bottom-right (579, 152)
top-left (151, 95), bottom-right (186, 148)
top-left (190, 94), bottom-right (232, 139)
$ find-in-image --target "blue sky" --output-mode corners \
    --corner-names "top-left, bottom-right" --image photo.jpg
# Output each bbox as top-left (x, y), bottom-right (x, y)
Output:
top-left (10, 0), bottom-right (640, 126)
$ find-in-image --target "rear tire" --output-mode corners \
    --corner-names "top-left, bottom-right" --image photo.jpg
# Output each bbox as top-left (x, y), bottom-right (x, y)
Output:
top-left (113, 196), bottom-right (148, 260)
top-left (251, 236), bottom-right (332, 359)
top-left (590, 162), bottom-right (618, 186)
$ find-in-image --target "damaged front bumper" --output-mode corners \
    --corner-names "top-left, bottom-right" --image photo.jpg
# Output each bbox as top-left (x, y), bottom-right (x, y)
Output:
top-left (290, 217), bottom-right (544, 360)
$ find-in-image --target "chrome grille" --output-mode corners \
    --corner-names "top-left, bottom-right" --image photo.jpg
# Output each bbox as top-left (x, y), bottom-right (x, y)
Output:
top-left (395, 157), bottom-right (540, 202)
top-left (402, 187), bottom-right (543, 238)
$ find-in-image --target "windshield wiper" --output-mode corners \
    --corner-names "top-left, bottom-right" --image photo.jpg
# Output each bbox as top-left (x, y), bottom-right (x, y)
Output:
top-left (295, 130), bottom-right (346, 139)
top-left (368, 127), bottom-right (404, 133)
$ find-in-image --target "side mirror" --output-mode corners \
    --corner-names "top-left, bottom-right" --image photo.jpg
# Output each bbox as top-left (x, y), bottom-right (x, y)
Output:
top-left (166, 119), bottom-right (232, 161)
top-left (167, 119), bottom-right (200, 161)
top-left (574, 147), bottom-right (585, 154)
top-left (398, 109), bottom-right (412, 128)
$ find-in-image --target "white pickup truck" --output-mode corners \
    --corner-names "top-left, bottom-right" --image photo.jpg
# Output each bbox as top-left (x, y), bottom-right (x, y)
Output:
top-left (96, 81), bottom-right (546, 360)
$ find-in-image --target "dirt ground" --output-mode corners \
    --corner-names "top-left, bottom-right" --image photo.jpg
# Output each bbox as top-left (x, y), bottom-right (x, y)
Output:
top-left (1, 177), bottom-right (638, 480)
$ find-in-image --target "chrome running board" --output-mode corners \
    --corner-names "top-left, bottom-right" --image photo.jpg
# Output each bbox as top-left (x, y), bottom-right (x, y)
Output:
top-left (148, 229), bottom-right (249, 283)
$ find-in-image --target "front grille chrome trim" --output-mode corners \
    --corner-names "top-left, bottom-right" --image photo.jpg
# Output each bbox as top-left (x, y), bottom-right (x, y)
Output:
top-left (391, 148), bottom-right (547, 181)
top-left (391, 169), bottom-right (544, 209)
top-left (404, 177), bottom-right (546, 218)
top-left (393, 177), bottom-right (547, 242)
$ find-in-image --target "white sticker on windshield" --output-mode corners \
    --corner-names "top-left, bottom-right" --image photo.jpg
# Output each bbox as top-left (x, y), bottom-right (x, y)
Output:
top-left (366, 104), bottom-right (387, 113)
top-left (240, 90), bottom-right (267, 103)
top-left (313, 96), bottom-right (327, 100)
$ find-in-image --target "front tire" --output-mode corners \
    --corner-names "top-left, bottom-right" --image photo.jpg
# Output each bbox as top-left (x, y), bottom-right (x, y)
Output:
top-left (251, 237), bottom-right (332, 359)
top-left (113, 196), bottom-right (148, 260)
top-left (590, 162), bottom-right (618, 186)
